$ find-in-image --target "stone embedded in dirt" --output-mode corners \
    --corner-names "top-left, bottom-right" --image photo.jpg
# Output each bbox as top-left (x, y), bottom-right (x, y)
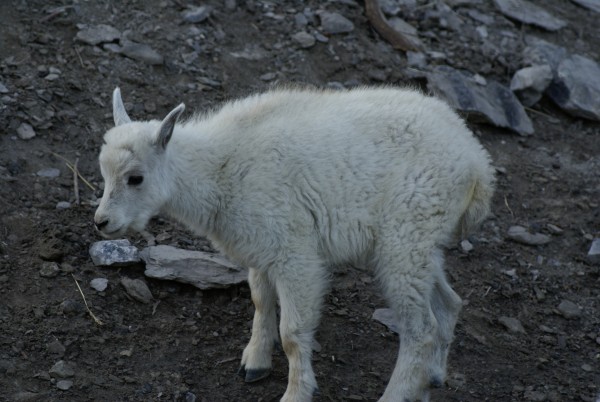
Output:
top-left (56, 379), bottom-right (73, 390)
top-left (292, 31), bottom-right (316, 48)
top-left (557, 300), bottom-right (581, 319)
top-left (47, 339), bottom-right (66, 355)
top-left (372, 308), bottom-right (400, 334)
top-left (49, 360), bottom-right (75, 378)
top-left (89, 239), bottom-right (140, 267)
top-left (571, 0), bottom-right (600, 13)
top-left (75, 24), bottom-right (121, 45)
top-left (498, 316), bottom-right (526, 334)
top-left (16, 123), bottom-right (36, 140)
top-left (507, 226), bottom-right (551, 246)
top-left (59, 299), bottom-right (84, 315)
top-left (90, 278), bottom-right (109, 292)
top-left (36, 168), bottom-right (60, 178)
top-left (510, 65), bottom-right (553, 107)
top-left (39, 236), bottom-right (64, 261)
top-left (318, 11), bottom-right (354, 34)
top-left (523, 37), bottom-right (567, 71)
top-left (587, 238), bottom-right (600, 263)
top-left (0, 82), bottom-right (8, 93)
top-left (546, 223), bottom-right (563, 235)
top-left (230, 44), bottom-right (269, 60)
top-left (546, 55), bottom-right (600, 121)
top-left (120, 277), bottom-right (153, 304)
top-left (427, 66), bottom-right (534, 136)
top-left (460, 239), bottom-right (474, 253)
top-left (120, 41), bottom-right (164, 65)
top-left (182, 5), bottom-right (212, 23)
top-left (581, 363), bottom-right (593, 372)
top-left (493, 0), bottom-right (567, 31)
top-left (56, 201), bottom-right (71, 209)
top-left (140, 245), bottom-right (248, 290)
top-left (406, 51), bottom-right (427, 68)
top-left (39, 262), bottom-right (60, 278)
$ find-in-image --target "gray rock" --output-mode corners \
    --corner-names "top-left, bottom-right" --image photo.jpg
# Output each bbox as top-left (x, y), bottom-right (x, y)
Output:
top-left (587, 238), bottom-right (600, 263)
top-left (493, 0), bottom-right (567, 31)
top-left (557, 300), bottom-right (581, 319)
top-left (498, 316), bottom-right (526, 334)
top-left (37, 168), bottom-right (60, 178)
top-left (75, 24), bottom-right (121, 45)
top-left (59, 299), bottom-right (84, 315)
top-left (510, 65), bottom-right (553, 107)
top-left (90, 278), bottom-right (109, 292)
top-left (120, 277), bottom-right (153, 304)
top-left (89, 239), bottom-right (140, 267)
top-left (292, 31), bottom-right (316, 48)
top-left (49, 360), bottom-right (75, 378)
top-left (507, 225), bottom-right (551, 246)
top-left (388, 17), bottom-right (422, 49)
top-left (56, 201), bottom-right (71, 209)
top-left (230, 45), bottom-right (269, 61)
top-left (0, 82), bottom-right (8, 93)
top-left (546, 55), bottom-right (600, 121)
top-left (17, 123), bottom-right (36, 140)
top-left (120, 41), bottom-right (164, 65)
top-left (571, 0), bottom-right (600, 13)
top-left (47, 339), bottom-right (66, 355)
top-left (39, 262), bottom-right (60, 278)
top-left (56, 380), bottom-right (73, 390)
top-left (523, 37), bottom-right (568, 71)
top-left (427, 66), bottom-right (534, 135)
top-left (318, 11), bottom-right (354, 34)
top-left (406, 51), bottom-right (427, 68)
top-left (372, 308), bottom-right (400, 334)
top-left (140, 245), bottom-right (248, 289)
top-left (182, 5), bottom-right (212, 23)
top-left (460, 239), bottom-right (474, 253)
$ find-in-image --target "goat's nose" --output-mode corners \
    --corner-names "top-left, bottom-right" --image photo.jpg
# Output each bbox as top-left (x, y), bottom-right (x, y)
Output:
top-left (95, 219), bottom-right (109, 231)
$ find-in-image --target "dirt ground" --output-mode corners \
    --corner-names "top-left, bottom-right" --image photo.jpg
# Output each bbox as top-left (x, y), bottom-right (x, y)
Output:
top-left (0, 0), bottom-right (599, 401)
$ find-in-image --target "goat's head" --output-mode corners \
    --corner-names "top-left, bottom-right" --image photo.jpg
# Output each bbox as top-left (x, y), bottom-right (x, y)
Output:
top-left (94, 87), bottom-right (185, 238)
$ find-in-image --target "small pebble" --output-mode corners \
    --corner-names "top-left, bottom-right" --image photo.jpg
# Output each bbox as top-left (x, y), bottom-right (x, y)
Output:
top-left (56, 379), bottom-right (73, 390)
top-left (557, 300), bottom-right (581, 319)
top-left (17, 123), bottom-right (36, 140)
top-left (56, 201), bottom-right (71, 209)
top-left (49, 360), bottom-right (75, 378)
top-left (90, 278), bottom-right (109, 292)
top-left (39, 262), bottom-right (60, 278)
top-left (36, 168), bottom-right (60, 178)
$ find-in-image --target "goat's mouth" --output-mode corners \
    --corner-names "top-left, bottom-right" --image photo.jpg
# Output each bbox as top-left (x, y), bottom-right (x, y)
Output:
top-left (97, 226), bottom-right (126, 239)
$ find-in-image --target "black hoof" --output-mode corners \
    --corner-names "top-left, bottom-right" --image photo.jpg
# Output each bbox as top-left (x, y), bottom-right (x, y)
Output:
top-left (313, 387), bottom-right (320, 397)
top-left (244, 367), bottom-right (271, 383)
top-left (237, 365), bottom-right (247, 378)
top-left (430, 376), bottom-right (443, 388)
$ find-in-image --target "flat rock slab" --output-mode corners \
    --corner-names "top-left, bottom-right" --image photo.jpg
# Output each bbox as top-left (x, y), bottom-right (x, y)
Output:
top-left (510, 65), bottom-right (553, 107)
top-left (571, 0), bottom-right (600, 13)
top-left (587, 238), bottom-right (600, 264)
top-left (372, 308), bottom-right (400, 334)
top-left (75, 24), bottom-right (121, 45)
top-left (507, 225), bottom-right (551, 246)
top-left (89, 239), bottom-right (140, 266)
top-left (427, 66), bottom-right (533, 135)
top-left (493, 0), bottom-right (567, 31)
top-left (140, 245), bottom-right (248, 289)
top-left (120, 41), bottom-right (164, 65)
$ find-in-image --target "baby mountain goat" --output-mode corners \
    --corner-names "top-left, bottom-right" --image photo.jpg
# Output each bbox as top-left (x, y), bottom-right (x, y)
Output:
top-left (95, 87), bottom-right (494, 402)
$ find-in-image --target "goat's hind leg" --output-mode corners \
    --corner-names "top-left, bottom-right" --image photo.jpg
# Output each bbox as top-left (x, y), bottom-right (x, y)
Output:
top-left (239, 267), bottom-right (279, 382)
top-left (376, 248), bottom-right (439, 402)
top-left (427, 251), bottom-right (462, 390)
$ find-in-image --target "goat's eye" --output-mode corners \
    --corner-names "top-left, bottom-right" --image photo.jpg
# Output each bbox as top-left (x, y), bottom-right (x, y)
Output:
top-left (127, 175), bottom-right (144, 186)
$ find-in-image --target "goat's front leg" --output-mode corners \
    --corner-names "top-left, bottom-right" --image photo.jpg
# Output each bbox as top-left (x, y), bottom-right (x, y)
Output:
top-left (239, 267), bottom-right (279, 382)
top-left (274, 259), bottom-right (328, 402)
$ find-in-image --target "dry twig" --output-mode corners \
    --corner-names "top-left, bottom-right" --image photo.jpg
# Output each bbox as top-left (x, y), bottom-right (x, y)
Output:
top-left (73, 157), bottom-right (80, 205)
top-left (504, 195), bottom-right (514, 217)
top-left (364, 0), bottom-right (418, 52)
top-left (71, 274), bottom-right (104, 326)
top-left (50, 151), bottom-right (96, 191)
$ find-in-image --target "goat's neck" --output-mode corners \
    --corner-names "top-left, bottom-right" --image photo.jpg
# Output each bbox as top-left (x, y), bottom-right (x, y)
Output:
top-left (162, 132), bottom-right (223, 236)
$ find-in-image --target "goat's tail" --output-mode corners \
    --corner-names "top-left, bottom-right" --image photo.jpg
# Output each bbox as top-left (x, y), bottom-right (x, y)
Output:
top-left (457, 168), bottom-right (495, 240)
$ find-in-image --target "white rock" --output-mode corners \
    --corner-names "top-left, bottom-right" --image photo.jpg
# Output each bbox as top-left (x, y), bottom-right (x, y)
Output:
top-left (89, 239), bottom-right (140, 266)
top-left (460, 239), bottom-right (474, 252)
top-left (510, 65), bottom-right (553, 107)
top-left (90, 278), bottom-right (109, 292)
top-left (17, 123), bottom-right (36, 140)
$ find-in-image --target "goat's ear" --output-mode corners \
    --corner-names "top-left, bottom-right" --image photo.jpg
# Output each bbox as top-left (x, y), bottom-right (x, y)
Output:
top-left (156, 103), bottom-right (185, 150)
top-left (113, 87), bottom-right (132, 126)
